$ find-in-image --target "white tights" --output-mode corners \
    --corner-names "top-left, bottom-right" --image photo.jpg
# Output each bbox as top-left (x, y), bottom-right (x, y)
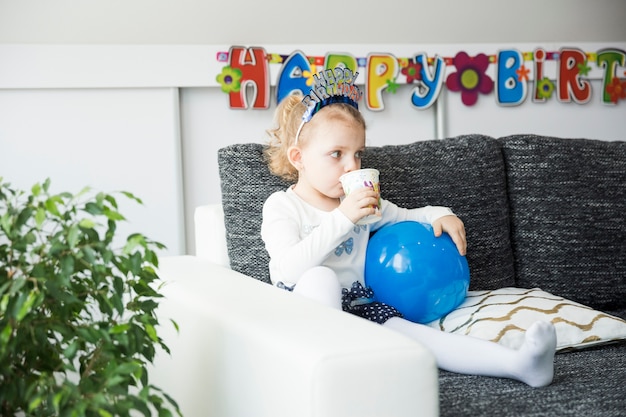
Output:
top-left (292, 267), bottom-right (557, 387)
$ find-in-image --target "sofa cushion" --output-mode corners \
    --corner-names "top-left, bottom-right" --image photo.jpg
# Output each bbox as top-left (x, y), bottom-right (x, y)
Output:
top-left (426, 287), bottom-right (626, 352)
top-left (438, 342), bottom-right (626, 417)
top-left (501, 135), bottom-right (626, 313)
top-left (218, 143), bottom-right (292, 283)
top-left (363, 135), bottom-right (515, 290)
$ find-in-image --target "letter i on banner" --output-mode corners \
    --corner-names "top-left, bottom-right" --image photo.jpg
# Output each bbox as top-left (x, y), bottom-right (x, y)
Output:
top-left (227, 46), bottom-right (270, 109)
top-left (365, 54), bottom-right (399, 111)
top-left (533, 48), bottom-right (547, 102)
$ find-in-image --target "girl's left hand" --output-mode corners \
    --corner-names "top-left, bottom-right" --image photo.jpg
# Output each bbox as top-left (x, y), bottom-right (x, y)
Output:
top-left (432, 215), bottom-right (467, 256)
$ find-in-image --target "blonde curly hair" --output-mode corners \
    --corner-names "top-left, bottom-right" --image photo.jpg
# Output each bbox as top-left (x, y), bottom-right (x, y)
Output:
top-left (264, 93), bottom-right (366, 182)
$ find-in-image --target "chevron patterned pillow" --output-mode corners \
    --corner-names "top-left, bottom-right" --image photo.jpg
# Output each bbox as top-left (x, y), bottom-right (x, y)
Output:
top-left (427, 287), bottom-right (626, 352)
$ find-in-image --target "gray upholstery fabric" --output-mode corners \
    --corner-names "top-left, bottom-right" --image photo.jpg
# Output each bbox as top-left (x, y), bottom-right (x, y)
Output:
top-left (218, 143), bottom-right (292, 283)
top-left (363, 135), bottom-right (515, 290)
top-left (501, 135), bottom-right (626, 313)
top-left (439, 342), bottom-right (626, 417)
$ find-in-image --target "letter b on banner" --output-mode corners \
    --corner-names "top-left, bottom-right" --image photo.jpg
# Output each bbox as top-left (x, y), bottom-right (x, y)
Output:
top-left (496, 49), bottom-right (527, 106)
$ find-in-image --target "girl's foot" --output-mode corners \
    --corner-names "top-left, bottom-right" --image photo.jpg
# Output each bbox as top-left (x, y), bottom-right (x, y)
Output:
top-left (513, 321), bottom-right (557, 387)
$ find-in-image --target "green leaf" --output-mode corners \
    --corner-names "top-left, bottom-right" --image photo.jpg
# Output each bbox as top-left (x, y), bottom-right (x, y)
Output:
top-left (104, 375), bottom-right (125, 388)
top-left (103, 207), bottom-right (125, 221)
top-left (110, 323), bottom-right (130, 334)
top-left (0, 295), bottom-right (9, 317)
top-left (9, 277), bottom-right (27, 295)
top-left (0, 212), bottom-right (12, 235)
top-left (0, 323), bottom-right (12, 345)
top-left (0, 281), bottom-right (10, 299)
top-left (82, 246), bottom-right (97, 263)
top-left (121, 191), bottom-right (143, 205)
top-left (111, 293), bottom-right (124, 315)
top-left (145, 324), bottom-right (158, 342)
top-left (68, 223), bottom-right (80, 248)
top-left (28, 395), bottom-right (43, 412)
top-left (16, 291), bottom-right (39, 321)
top-left (63, 340), bottom-right (80, 360)
top-left (45, 196), bottom-right (62, 217)
top-left (169, 319), bottom-right (180, 333)
top-left (42, 177), bottom-right (51, 192)
top-left (31, 182), bottom-right (42, 196)
top-left (123, 234), bottom-right (146, 255)
top-left (60, 255), bottom-right (75, 276)
top-left (35, 206), bottom-right (46, 228)
top-left (73, 185), bottom-right (92, 200)
top-left (79, 218), bottom-right (96, 229)
top-left (158, 408), bottom-right (174, 417)
top-left (16, 207), bottom-right (34, 228)
top-left (116, 361), bottom-right (141, 375)
top-left (98, 409), bottom-right (114, 417)
top-left (85, 201), bottom-right (104, 215)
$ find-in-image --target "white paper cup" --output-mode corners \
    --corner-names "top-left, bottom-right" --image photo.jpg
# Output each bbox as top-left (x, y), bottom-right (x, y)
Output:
top-left (339, 168), bottom-right (381, 225)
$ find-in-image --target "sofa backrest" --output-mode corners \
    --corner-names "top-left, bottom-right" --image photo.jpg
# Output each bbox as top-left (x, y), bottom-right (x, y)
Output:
top-left (501, 135), bottom-right (626, 314)
top-left (218, 143), bottom-right (291, 284)
top-left (218, 135), bottom-right (516, 290)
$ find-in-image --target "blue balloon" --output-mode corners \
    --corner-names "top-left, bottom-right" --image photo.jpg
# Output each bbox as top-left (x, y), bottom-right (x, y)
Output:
top-left (365, 221), bottom-right (470, 323)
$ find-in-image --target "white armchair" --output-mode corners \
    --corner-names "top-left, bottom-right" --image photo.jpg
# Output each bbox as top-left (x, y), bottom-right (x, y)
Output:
top-left (151, 204), bottom-right (440, 417)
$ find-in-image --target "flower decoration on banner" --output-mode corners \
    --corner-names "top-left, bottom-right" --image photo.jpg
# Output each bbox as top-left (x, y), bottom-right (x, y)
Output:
top-left (302, 65), bottom-right (318, 87)
top-left (386, 78), bottom-right (400, 94)
top-left (606, 77), bottom-right (626, 103)
top-left (445, 52), bottom-right (494, 106)
top-left (214, 45), bottom-right (626, 110)
top-left (216, 66), bottom-right (242, 93)
top-left (402, 62), bottom-right (423, 84)
top-left (578, 60), bottom-right (592, 77)
top-left (516, 65), bottom-right (531, 82)
top-left (536, 77), bottom-right (555, 99)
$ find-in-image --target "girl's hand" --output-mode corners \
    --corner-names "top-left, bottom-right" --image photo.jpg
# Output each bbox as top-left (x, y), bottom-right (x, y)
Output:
top-left (432, 215), bottom-right (467, 256)
top-left (339, 187), bottom-right (380, 224)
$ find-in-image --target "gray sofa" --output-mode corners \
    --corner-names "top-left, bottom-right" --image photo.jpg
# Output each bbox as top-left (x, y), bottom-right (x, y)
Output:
top-left (217, 134), bottom-right (626, 416)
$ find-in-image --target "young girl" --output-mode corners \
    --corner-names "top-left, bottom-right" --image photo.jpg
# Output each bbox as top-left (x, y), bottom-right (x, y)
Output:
top-left (261, 84), bottom-right (556, 387)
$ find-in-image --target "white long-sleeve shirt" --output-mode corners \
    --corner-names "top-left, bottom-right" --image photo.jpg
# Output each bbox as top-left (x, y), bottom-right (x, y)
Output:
top-left (261, 186), bottom-right (454, 289)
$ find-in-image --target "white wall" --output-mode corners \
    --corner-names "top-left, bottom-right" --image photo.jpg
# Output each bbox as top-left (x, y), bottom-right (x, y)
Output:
top-left (0, 87), bottom-right (185, 255)
top-left (1, 1), bottom-right (624, 255)
top-left (1, 0), bottom-right (624, 44)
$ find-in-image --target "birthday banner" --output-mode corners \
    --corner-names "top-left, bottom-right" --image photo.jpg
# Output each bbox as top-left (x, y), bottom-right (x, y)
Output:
top-left (215, 45), bottom-right (626, 111)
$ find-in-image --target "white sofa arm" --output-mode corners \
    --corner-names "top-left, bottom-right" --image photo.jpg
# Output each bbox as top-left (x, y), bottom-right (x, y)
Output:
top-left (151, 256), bottom-right (439, 417)
top-left (194, 204), bottom-right (230, 268)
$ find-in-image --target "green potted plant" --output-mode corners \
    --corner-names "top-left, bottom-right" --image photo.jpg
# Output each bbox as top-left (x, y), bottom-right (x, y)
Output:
top-left (0, 178), bottom-right (180, 416)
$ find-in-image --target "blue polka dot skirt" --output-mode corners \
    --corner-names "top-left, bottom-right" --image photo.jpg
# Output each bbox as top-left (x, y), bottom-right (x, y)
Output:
top-left (341, 281), bottom-right (403, 324)
top-left (276, 280), bottom-right (402, 324)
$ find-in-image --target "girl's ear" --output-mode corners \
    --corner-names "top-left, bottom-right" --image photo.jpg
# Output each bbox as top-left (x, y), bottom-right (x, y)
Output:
top-left (287, 146), bottom-right (303, 170)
